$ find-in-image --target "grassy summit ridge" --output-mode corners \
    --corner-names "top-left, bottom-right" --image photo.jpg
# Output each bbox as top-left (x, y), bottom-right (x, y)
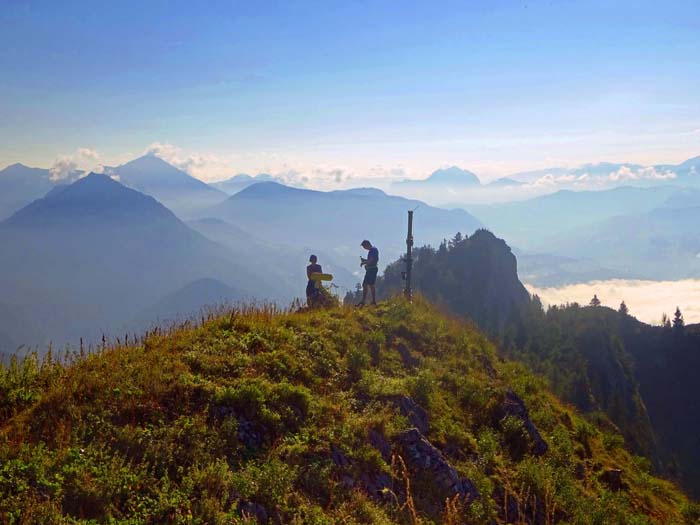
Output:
top-left (0, 298), bottom-right (695, 524)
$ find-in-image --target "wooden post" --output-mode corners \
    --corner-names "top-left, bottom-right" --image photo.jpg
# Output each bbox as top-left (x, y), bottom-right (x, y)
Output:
top-left (405, 210), bottom-right (414, 301)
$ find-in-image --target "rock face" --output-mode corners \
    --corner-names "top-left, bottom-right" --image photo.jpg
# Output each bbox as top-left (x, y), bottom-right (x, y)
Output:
top-left (600, 469), bottom-right (627, 492)
top-left (397, 428), bottom-right (479, 503)
top-left (368, 428), bottom-right (392, 462)
top-left (384, 395), bottom-right (429, 434)
top-left (500, 390), bottom-right (548, 456)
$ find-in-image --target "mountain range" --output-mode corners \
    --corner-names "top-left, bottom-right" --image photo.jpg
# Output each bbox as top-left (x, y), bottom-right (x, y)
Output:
top-left (470, 184), bottom-right (700, 282)
top-left (0, 173), bottom-right (278, 350)
top-left (204, 182), bottom-right (483, 272)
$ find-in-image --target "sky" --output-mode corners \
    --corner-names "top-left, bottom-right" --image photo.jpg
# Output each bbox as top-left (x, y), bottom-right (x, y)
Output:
top-left (1, 0), bottom-right (699, 184)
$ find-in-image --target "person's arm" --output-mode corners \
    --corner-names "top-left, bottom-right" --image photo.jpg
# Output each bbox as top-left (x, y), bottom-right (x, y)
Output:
top-left (307, 265), bottom-right (313, 279)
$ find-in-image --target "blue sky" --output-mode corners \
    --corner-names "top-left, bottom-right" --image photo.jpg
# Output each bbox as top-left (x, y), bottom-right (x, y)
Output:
top-left (1, 0), bottom-right (699, 183)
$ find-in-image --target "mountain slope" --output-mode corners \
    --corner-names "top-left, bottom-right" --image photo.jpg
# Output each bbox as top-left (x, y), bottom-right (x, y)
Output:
top-left (470, 185), bottom-right (682, 250)
top-left (547, 206), bottom-right (700, 279)
top-left (0, 298), bottom-right (692, 523)
top-left (206, 182), bottom-right (483, 275)
top-left (0, 174), bottom-right (273, 349)
top-left (133, 277), bottom-right (244, 329)
top-left (188, 217), bottom-right (356, 291)
top-left (347, 231), bottom-right (660, 472)
top-left (0, 163), bottom-right (57, 220)
top-left (212, 173), bottom-right (279, 195)
top-left (109, 155), bottom-right (227, 217)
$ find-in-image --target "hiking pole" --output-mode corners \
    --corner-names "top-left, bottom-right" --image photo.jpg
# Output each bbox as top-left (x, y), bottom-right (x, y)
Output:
top-left (404, 209), bottom-right (414, 302)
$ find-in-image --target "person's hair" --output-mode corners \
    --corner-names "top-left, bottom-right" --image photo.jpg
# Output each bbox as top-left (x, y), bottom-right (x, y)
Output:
top-left (361, 240), bottom-right (372, 248)
top-left (309, 254), bottom-right (318, 263)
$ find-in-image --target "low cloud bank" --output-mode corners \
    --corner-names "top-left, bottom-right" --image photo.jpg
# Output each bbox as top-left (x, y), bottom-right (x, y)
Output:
top-left (526, 279), bottom-right (700, 325)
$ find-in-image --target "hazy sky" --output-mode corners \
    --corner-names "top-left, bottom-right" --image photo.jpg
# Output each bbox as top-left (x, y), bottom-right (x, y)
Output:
top-left (1, 0), bottom-right (699, 183)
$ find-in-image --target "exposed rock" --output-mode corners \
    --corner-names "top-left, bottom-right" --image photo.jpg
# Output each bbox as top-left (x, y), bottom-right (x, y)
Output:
top-left (330, 443), bottom-right (351, 467)
top-left (360, 471), bottom-right (393, 500)
top-left (397, 342), bottom-right (420, 369)
top-left (396, 428), bottom-right (479, 503)
top-left (238, 500), bottom-right (268, 523)
top-left (493, 484), bottom-right (520, 524)
top-left (500, 390), bottom-right (548, 456)
top-left (331, 440), bottom-right (393, 500)
top-left (368, 428), bottom-right (392, 462)
top-left (384, 395), bottom-right (429, 434)
top-left (600, 468), bottom-right (627, 492)
top-left (211, 407), bottom-right (267, 451)
top-left (237, 417), bottom-right (266, 450)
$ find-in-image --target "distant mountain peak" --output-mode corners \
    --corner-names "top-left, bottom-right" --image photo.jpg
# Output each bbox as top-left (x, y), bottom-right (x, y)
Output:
top-left (488, 177), bottom-right (525, 187)
top-left (3, 172), bottom-right (174, 228)
top-left (427, 166), bottom-right (481, 185)
top-left (123, 154), bottom-right (176, 169)
top-left (338, 187), bottom-right (387, 197)
top-left (233, 181), bottom-right (306, 198)
top-left (395, 166), bottom-right (481, 187)
top-left (678, 155), bottom-right (700, 169)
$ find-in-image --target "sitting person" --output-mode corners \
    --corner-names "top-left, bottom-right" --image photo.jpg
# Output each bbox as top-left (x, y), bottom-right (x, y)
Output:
top-left (306, 254), bottom-right (323, 306)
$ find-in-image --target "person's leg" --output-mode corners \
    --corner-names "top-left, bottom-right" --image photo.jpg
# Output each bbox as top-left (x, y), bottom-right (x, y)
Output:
top-left (370, 284), bottom-right (376, 304)
top-left (357, 280), bottom-right (368, 306)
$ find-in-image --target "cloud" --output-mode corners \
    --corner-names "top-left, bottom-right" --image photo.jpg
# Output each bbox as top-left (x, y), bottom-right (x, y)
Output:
top-left (608, 166), bottom-right (676, 182)
top-left (145, 142), bottom-right (234, 182)
top-left (49, 148), bottom-right (103, 181)
top-left (530, 173), bottom-right (578, 187)
top-left (526, 279), bottom-right (700, 325)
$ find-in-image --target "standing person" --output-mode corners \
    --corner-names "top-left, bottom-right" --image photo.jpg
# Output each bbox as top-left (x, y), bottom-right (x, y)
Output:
top-left (357, 240), bottom-right (379, 307)
top-left (306, 255), bottom-right (323, 307)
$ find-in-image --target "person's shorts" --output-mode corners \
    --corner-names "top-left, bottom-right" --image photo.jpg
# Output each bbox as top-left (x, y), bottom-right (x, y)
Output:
top-left (363, 266), bottom-right (378, 286)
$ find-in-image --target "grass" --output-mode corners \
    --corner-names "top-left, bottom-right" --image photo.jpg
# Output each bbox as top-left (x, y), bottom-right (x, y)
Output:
top-left (0, 296), bottom-right (696, 524)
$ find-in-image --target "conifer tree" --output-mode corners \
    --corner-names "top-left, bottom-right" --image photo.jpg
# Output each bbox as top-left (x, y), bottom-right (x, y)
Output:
top-left (590, 294), bottom-right (601, 307)
top-left (661, 313), bottom-right (671, 329)
top-left (618, 301), bottom-right (629, 316)
top-left (673, 307), bottom-right (685, 332)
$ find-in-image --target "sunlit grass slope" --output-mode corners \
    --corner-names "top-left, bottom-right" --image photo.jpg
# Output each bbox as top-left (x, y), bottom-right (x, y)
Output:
top-left (1, 297), bottom-right (696, 524)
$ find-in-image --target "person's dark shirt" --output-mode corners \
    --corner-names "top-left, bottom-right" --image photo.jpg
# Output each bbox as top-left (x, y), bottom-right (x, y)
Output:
top-left (307, 263), bottom-right (322, 280)
top-left (366, 247), bottom-right (379, 268)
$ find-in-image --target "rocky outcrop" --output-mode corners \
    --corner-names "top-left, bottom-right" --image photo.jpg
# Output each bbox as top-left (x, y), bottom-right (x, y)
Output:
top-left (397, 342), bottom-right (420, 369)
top-left (368, 428), bottom-right (392, 462)
top-left (237, 500), bottom-right (269, 523)
top-left (383, 395), bottom-right (429, 434)
top-left (600, 469), bottom-right (627, 492)
top-left (329, 442), bottom-right (392, 499)
top-left (500, 390), bottom-right (548, 456)
top-left (397, 428), bottom-right (479, 503)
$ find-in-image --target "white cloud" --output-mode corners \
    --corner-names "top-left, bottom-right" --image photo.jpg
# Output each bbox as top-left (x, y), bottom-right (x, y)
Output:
top-left (49, 148), bottom-right (103, 181)
top-left (526, 279), bottom-right (700, 325)
top-left (530, 173), bottom-right (578, 187)
top-left (608, 166), bottom-right (676, 182)
top-left (144, 142), bottom-right (234, 182)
